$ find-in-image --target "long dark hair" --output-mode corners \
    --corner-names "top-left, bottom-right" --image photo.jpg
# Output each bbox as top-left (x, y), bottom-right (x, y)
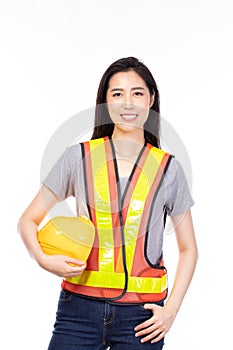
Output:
top-left (91, 57), bottom-right (161, 148)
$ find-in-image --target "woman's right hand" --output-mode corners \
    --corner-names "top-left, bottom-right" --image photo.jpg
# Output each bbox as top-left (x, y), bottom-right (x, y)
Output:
top-left (38, 253), bottom-right (86, 278)
top-left (18, 186), bottom-right (87, 278)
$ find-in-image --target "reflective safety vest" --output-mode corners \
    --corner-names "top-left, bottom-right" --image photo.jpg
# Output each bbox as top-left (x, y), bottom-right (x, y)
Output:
top-left (62, 137), bottom-right (173, 303)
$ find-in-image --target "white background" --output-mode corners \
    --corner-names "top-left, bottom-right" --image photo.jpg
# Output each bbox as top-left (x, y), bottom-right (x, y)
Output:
top-left (1, 0), bottom-right (233, 349)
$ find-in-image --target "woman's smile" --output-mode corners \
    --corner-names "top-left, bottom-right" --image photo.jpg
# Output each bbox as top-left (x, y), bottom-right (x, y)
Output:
top-left (120, 113), bottom-right (139, 121)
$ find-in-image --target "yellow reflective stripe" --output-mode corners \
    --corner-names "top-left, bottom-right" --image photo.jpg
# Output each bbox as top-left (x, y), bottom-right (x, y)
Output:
top-left (89, 138), bottom-right (114, 272)
top-left (67, 271), bottom-right (167, 293)
top-left (140, 147), bottom-right (165, 206)
top-left (124, 170), bottom-right (149, 273)
top-left (124, 147), bottom-right (166, 273)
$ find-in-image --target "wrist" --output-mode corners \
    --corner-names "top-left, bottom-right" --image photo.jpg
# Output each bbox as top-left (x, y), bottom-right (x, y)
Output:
top-left (164, 301), bottom-right (180, 319)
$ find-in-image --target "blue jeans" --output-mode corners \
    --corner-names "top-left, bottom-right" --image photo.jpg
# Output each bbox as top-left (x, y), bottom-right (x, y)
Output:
top-left (48, 289), bottom-right (165, 350)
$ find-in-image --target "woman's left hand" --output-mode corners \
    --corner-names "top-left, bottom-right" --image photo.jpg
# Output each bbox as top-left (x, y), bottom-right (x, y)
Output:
top-left (134, 303), bottom-right (175, 344)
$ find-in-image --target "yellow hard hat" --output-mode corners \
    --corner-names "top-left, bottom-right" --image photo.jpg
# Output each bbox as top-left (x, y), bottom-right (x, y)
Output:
top-left (37, 215), bottom-right (95, 262)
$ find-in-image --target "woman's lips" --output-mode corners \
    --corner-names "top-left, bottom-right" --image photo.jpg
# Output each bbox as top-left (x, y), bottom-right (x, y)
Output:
top-left (120, 114), bottom-right (138, 121)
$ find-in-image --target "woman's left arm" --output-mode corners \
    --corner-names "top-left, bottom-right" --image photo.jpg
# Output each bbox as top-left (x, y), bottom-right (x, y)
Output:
top-left (134, 209), bottom-right (198, 343)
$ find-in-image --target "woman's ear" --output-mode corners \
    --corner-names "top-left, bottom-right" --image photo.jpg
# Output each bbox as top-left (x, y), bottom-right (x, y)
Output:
top-left (149, 93), bottom-right (155, 108)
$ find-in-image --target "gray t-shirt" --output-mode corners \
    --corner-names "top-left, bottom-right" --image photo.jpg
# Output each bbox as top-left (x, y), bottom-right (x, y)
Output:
top-left (42, 143), bottom-right (194, 265)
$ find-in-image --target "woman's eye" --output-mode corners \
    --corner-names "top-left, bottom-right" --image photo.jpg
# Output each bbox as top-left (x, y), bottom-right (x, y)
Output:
top-left (134, 91), bottom-right (143, 96)
top-left (113, 92), bottom-right (122, 97)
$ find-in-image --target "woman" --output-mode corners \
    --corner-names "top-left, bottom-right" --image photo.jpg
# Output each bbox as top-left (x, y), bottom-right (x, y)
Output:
top-left (18, 57), bottom-right (198, 349)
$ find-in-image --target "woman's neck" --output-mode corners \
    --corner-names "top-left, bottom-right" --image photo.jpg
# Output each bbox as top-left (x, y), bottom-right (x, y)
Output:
top-left (112, 129), bottom-right (145, 148)
top-left (110, 129), bottom-right (145, 178)
top-left (111, 137), bottom-right (144, 158)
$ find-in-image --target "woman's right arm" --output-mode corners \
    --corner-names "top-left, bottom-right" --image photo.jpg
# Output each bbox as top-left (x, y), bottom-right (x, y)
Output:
top-left (17, 185), bottom-right (86, 278)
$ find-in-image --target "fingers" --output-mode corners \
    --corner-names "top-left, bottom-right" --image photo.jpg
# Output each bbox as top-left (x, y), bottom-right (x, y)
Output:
top-left (134, 303), bottom-right (167, 344)
top-left (134, 304), bottom-right (161, 332)
top-left (134, 317), bottom-right (155, 333)
top-left (41, 254), bottom-right (87, 278)
top-left (135, 327), bottom-right (165, 344)
top-left (137, 332), bottom-right (164, 344)
top-left (67, 263), bottom-right (86, 275)
top-left (64, 256), bottom-right (86, 266)
top-left (135, 321), bottom-right (165, 343)
top-left (63, 257), bottom-right (87, 277)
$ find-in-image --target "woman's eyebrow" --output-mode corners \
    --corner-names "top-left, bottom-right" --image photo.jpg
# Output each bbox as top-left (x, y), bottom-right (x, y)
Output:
top-left (132, 87), bottom-right (145, 91)
top-left (110, 87), bottom-right (145, 92)
top-left (110, 88), bottom-right (124, 92)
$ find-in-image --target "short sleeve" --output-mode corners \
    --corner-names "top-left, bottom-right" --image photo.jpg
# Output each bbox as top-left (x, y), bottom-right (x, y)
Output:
top-left (164, 158), bottom-right (194, 216)
top-left (42, 144), bottom-right (81, 201)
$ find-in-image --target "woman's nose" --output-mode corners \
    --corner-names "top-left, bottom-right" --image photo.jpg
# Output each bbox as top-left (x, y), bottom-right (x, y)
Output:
top-left (122, 94), bottom-right (134, 109)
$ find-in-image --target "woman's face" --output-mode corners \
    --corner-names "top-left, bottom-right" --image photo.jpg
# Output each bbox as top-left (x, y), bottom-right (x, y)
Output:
top-left (106, 70), bottom-right (154, 138)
